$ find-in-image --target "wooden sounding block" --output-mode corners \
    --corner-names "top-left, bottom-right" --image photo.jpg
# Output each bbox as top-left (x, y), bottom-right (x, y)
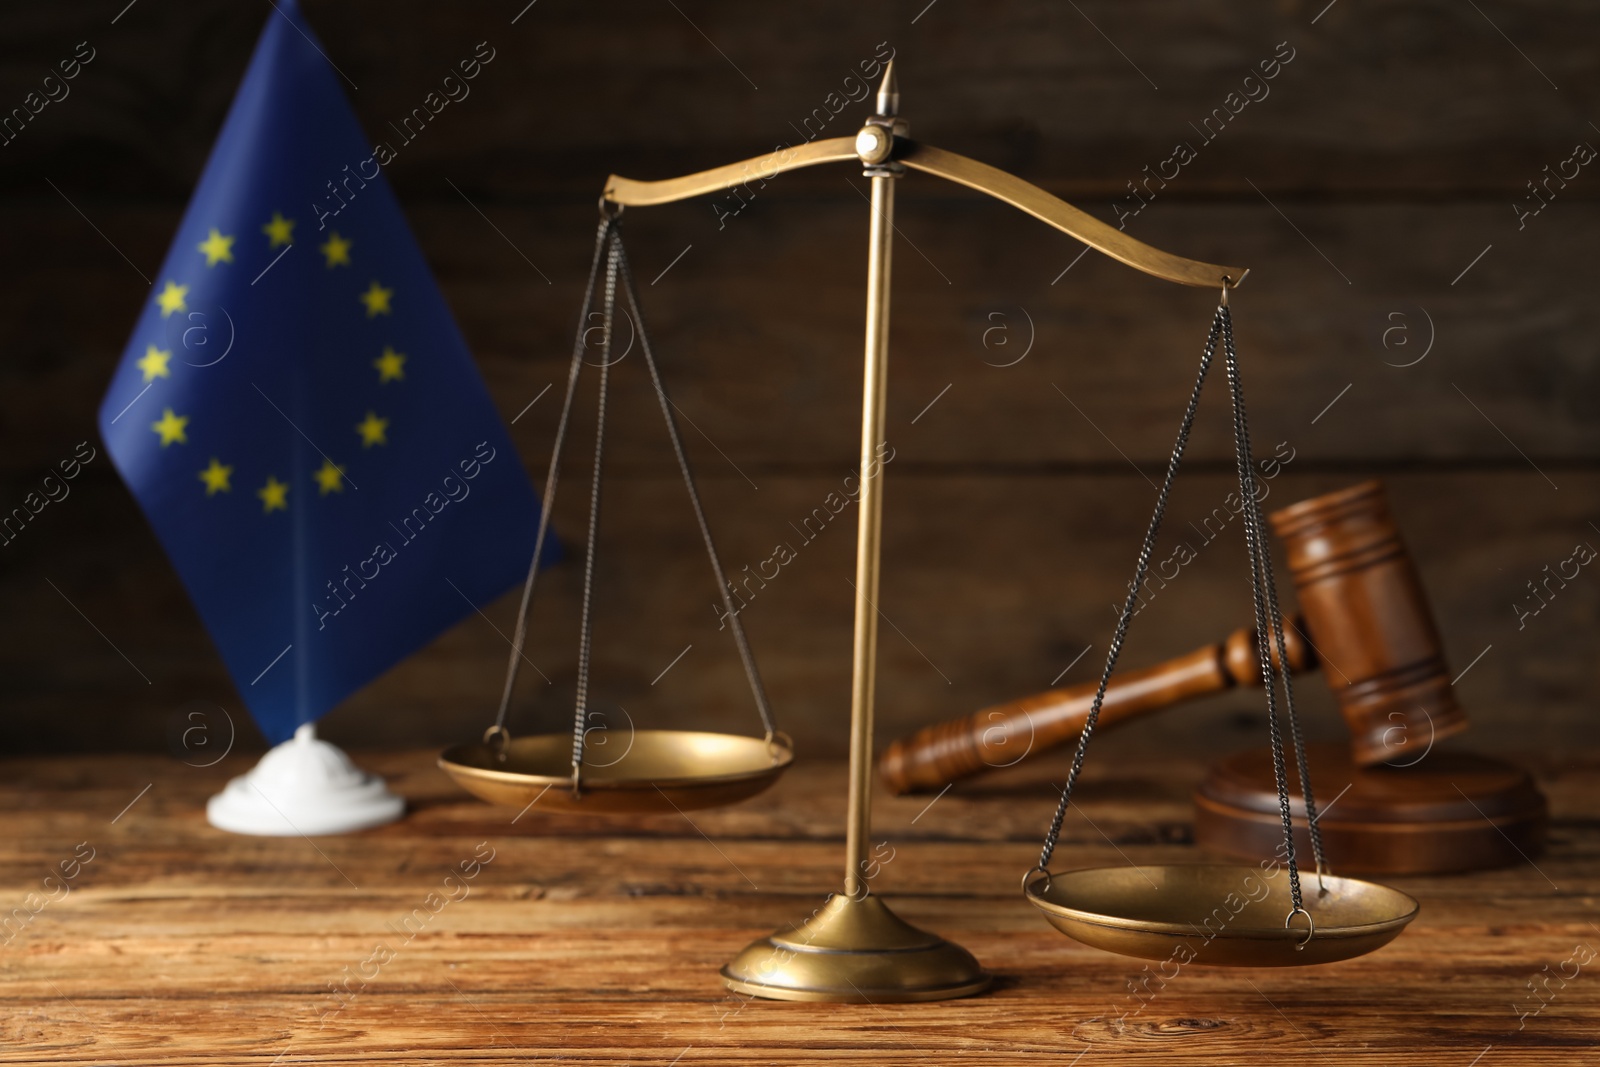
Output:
top-left (1195, 742), bottom-right (1548, 875)
top-left (1195, 483), bottom-right (1545, 875)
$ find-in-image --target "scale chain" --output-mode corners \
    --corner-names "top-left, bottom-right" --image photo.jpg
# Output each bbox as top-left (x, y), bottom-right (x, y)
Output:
top-left (1034, 302), bottom-right (1321, 933)
top-left (489, 215), bottom-right (781, 770)
top-left (1219, 309), bottom-right (1327, 888)
top-left (492, 217), bottom-right (615, 743)
top-left (1221, 317), bottom-right (1302, 914)
top-left (569, 234), bottom-right (624, 785)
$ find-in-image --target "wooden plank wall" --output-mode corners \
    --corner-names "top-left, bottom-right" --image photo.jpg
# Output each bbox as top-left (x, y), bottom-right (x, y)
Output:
top-left (1, 0), bottom-right (1595, 759)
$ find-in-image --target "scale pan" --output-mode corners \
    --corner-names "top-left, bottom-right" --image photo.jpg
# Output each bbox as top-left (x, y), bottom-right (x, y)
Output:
top-left (1024, 864), bottom-right (1417, 967)
top-left (440, 729), bottom-right (793, 815)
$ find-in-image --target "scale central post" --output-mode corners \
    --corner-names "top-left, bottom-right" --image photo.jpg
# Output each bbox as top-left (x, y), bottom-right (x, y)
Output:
top-left (599, 58), bottom-right (1245, 1002)
top-left (720, 64), bottom-right (992, 1002)
top-left (843, 76), bottom-right (899, 906)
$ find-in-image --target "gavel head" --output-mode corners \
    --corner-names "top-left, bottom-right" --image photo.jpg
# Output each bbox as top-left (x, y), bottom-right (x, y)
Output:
top-left (1268, 480), bottom-right (1468, 766)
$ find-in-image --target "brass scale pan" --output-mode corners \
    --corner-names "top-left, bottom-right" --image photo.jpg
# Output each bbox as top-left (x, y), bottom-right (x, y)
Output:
top-left (1025, 866), bottom-right (1417, 967)
top-left (442, 115), bottom-right (1415, 968)
top-left (441, 217), bottom-right (792, 817)
top-left (442, 730), bottom-right (792, 816)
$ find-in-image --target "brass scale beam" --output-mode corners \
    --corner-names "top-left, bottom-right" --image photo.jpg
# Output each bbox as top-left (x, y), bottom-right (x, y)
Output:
top-left (601, 64), bottom-right (1248, 1003)
top-left (603, 139), bottom-right (1247, 290)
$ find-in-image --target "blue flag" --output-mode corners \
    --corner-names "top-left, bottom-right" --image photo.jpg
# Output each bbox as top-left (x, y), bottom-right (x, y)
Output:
top-left (99, 1), bottom-right (548, 744)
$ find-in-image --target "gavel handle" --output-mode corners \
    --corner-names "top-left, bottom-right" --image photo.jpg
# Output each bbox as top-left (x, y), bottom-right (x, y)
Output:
top-left (877, 618), bottom-right (1313, 795)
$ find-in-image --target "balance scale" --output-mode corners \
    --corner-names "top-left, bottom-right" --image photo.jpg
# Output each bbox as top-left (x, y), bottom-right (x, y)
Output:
top-left (440, 61), bottom-right (1417, 1001)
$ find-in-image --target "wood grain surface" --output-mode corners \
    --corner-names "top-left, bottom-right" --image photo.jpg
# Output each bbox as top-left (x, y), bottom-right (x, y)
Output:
top-left (1, 748), bottom-right (1596, 1065)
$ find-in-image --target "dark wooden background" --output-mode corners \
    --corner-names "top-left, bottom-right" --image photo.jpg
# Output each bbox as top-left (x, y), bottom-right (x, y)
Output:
top-left (2, 0), bottom-right (1595, 761)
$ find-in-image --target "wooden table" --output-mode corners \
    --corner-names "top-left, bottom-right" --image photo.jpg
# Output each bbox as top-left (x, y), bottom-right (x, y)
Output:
top-left (3, 748), bottom-right (1596, 1065)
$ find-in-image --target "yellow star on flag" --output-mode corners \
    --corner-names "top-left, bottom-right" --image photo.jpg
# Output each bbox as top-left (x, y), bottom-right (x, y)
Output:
top-left (359, 280), bottom-right (393, 317)
top-left (156, 280), bottom-right (189, 318)
top-left (198, 458), bottom-right (233, 495)
top-left (258, 476), bottom-right (290, 513)
top-left (197, 228), bottom-right (235, 266)
top-left (262, 212), bottom-right (296, 248)
top-left (373, 346), bottom-right (406, 383)
top-left (356, 411), bottom-right (389, 448)
top-left (151, 407), bottom-right (189, 447)
top-left (319, 231), bottom-right (352, 267)
top-left (314, 458), bottom-right (347, 495)
top-left (136, 344), bottom-right (172, 382)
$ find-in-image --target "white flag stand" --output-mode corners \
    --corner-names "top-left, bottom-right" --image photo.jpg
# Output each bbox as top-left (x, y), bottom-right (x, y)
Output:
top-left (206, 723), bottom-right (404, 836)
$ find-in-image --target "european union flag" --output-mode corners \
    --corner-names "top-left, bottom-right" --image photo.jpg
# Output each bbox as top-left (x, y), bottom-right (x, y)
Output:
top-left (98, 1), bottom-right (548, 744)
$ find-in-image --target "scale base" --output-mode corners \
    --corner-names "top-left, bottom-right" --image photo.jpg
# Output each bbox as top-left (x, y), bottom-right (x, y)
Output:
top-left (206, 724), bottom-right (405, 836)
top-left (721, 893), bottom-right (990, 1003)
top-left (1195, 742), bottom-right (1546, 875)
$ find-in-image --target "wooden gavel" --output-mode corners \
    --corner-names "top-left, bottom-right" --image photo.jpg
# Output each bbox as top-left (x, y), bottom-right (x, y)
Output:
top-left (879, 480), bottom-right (1469, 794)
